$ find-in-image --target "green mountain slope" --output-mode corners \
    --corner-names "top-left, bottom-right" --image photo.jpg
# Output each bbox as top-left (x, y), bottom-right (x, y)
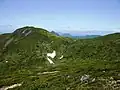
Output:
top-left (0, 27), bottom-right (120, 90)
top-left (4, 27), bottom-right (64, 52)
top-left (0, 33), bottom-right (11, 52)
top-left (0, 26), bottom-right (72, 69)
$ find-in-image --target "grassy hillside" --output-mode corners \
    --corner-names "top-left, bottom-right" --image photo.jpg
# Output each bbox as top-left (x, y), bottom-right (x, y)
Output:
top-left (0, 27), bottom-right (120, 90)
top-left (0, 33), bottom-right (11, 48)
top-left (4, 26), bottom-right (67, 52)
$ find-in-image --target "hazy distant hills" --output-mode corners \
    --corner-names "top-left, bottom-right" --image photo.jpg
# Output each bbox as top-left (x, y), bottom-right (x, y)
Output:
top-left (51, 31), bottom-right (101, 39)
top-left (50, 31), bottom-right (60, 36)
top-left (72, 35), bottom-right (101, 39)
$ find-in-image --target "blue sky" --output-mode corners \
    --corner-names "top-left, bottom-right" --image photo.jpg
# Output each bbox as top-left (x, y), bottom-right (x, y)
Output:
top-left (0, 0), bottom-right (120, 35)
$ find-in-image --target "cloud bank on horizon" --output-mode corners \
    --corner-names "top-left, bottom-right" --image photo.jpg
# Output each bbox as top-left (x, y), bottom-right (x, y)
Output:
top-left (0, 0), bottom-right (120, 34)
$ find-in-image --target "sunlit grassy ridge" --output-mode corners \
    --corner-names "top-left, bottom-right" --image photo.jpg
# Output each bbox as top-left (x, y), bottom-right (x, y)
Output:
top-left (0, 26), bottom-right (120, 90)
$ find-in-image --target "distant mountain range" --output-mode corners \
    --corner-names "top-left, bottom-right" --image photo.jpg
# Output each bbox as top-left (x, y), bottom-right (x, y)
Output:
top-left (51, 31), bottom-right (101, 39)
top-left (50, 31), bottom-right (60, 36)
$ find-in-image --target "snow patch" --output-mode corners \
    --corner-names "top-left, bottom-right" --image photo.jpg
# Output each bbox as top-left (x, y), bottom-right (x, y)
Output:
top-left (1, 83), bottom-right (22, 90)
top-left (5, 61), bottom-right (8, 63)
top-left (22, 30), bottom-right (26, 34)
top-left (92, 78), bottom-right (96, 82)
top-left (47, 57), bottom-right (54, 64)
top-left (103, 71), bottom-right (106, 73)
top-left (38, 71), bottom-right (59, 75)
top-left (47, 50), bottom-right (56, 58)
top-left (4, 38), bottom-right (14, 47)
top-left (59, 55), bottom-right (63, 59)
top-left (46, 50), bottom-right (56, 64)
top-left (25, 30), bottom-right (32, 36)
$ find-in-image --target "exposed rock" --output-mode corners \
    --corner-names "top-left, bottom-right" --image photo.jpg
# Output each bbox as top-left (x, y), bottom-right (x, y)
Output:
top-left (118, 73), bottom-right (120, 76)
top-left (103, 71), bottom-right (106, 73)
top-left (80, 74), bottom-right (90, 83)
top-left (111, 81), bottom-right (117, 85)
top-left (110, 77), bottom-right (114, 80)
top-left (117, 80), bottom-right (120, 84)
top-left (66, 87), bottom-right (70, 90)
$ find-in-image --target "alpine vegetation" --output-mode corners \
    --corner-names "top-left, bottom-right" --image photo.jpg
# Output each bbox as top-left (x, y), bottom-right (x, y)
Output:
top-left (0, 26), bottom-right (120, 90)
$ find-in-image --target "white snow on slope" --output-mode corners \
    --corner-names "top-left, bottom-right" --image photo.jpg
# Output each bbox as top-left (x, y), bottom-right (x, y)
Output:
top-left (59, 55), bottom-right (63, 59)
top-left (22, 30), bottom-right (26, 34)
top-left (1, 83), bottom-right (22, 90)
top-left (5, 61), bottom-right (8, 63)
top-left (47, 57), bottom-right (55, 64)
top-left (46, 50), bottom-right (56, 64)
top-left (25, 30), bottom-right (32, 36)
top-left (37, 71), bottom-right (59, 75)
top-left (4, 38), bottom-right (14, 47)
top-left (47, 50), bottom-right (56, 58)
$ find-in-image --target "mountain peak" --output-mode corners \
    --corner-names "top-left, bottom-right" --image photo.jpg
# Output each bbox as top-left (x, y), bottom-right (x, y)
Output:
top-left (51, 31), bottom-right (60, 36)
top-left (13, 26), bottom-right (49, 37)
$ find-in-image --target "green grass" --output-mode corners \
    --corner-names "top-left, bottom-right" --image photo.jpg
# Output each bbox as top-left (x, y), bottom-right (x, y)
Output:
top-left (1, 59), bottom-right (120, 90)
